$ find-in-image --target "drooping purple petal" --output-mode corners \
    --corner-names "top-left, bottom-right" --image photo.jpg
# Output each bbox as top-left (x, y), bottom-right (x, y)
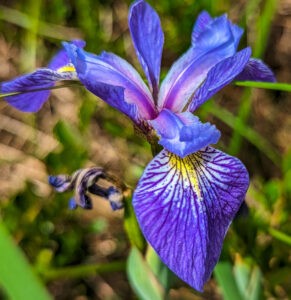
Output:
top-left (150, 109), bottom-right (220, 158)
top-left (235, 58), bottom-right (276, 82)
top-left (48, 174), bottom-right (72, 192)
top-left (48, 40), bottom-right (86, 70)
top-left (133, 148), bottom-right (249, 291)
top-left (189, 47), bottom-right (251, 112)
top-left (1, 68), bottom-right (78, 112)
top-left (158, 15), bottom-right (244, 112)
top-left (129, 0), bottom-right (164, 99)
top-left (1, 41), bottom-right (83, 112)
top-left (64, 42), bottom-right (157, 122)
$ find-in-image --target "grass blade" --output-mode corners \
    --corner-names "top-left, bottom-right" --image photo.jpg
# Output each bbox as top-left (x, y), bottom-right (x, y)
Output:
top-left (214, 262), bottom-right (243, 300)
top-left (235, 81), bottom-right (291, 92)
top-left (127, 247), bottom-right (164, 300)
top-left (204, 102), bottom-right (281, 166)
top-left (0, 222), bottom-right (52, 300)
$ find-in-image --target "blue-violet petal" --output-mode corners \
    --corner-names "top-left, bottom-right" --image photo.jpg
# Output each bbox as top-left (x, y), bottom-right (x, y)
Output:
top-left (159, 15), bottom-right (243, 112)
top-left (150, 109), bottom-right (220, 158)
top-left (129, 0), bottom-right (164, 98)
top-left (48, 39), bottom-right (86, 70)
top-left (64, 42), bottom-right (156, 122)
top-left (235, 58), bottom-right (276, 82)
top-left (1, 68), bottom-right (78, 112)
top-left (133, 148), bottom-right (249, 291)
top-left (189, 47), bottom-right (251, 112)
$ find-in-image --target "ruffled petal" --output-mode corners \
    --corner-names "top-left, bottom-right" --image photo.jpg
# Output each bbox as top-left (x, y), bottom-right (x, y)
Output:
top-left (192, 13), bottom-right (243, 50)
top-left (133, 148), bottom-right (249, 291)
top-left (1, 68), bottom-right (78, 112)
top-left (64, 42), bottom-right (157, 122)
top-left (235, 58), bottom-right (276, 82)
top-left (150, 109), bottom-right (220, 158)
top-left (129, 0), bottom-right (164, 99)
top-left (159, 15), bottom-right (243, 112)
top-left (191, 11), bottom-right (213, 44)
top-left (189, 47), bottom-right (251, 112)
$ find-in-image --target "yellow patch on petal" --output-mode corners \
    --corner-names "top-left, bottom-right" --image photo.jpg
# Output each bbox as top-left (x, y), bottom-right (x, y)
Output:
top-left (57, 65), bottom-right (76, 73)
top-left (168, 151), bottom-right (202, 200)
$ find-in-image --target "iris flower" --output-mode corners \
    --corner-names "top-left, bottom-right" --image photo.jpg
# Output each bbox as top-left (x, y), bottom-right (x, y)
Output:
top-left (1, 0), bottom-right (275, 291)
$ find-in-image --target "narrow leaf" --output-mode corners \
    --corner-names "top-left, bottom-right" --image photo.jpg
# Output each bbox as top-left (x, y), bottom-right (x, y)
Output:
top-left (124, 195), bottom-right (146, 251)
top-left (214, 262), bottom-right (243, 300)
top-left (0, 222), bottom-right (52, 300)
top-left (127, 247), bottom-right (164, 300)
top-left (235, 81), bottom-right (291, 92)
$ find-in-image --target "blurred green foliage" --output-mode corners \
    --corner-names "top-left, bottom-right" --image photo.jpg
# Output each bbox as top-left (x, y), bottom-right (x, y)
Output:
top-left (0, 0), bottom-right (290, 299)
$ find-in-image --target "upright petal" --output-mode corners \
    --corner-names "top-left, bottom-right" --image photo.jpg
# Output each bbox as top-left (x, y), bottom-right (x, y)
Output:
top-left (150, 109), bottom-right (220, 158)
top-left (1, 68), bottom-right (78, 112)
top-left (133, 148), bottom-right (249, 291)
top-left (129, 0), bottom-right (164, 99)
top-left (235, 58), bottom-right (276, 82)
top-left (64, 42), bottom-right (157, 122)
top-left (189, 47), bottom-right (251, 112)
top-left (192, 12), bottom-right (243, 51)
top-left (159, 15), bottom-right (243, 112)
top-left (191, 11), bottom-right (213, 44)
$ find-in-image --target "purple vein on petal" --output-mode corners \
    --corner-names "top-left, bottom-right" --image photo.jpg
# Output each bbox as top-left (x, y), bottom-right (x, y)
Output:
top-left (64, 42), bottom-right (157, 121)
top-left (158, 15), bottom-right (243, 112)
top-left (133, 148), bottom-right (249, 291)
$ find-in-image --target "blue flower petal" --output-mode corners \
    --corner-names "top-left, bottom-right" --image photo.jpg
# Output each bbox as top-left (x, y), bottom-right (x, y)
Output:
top-left (133, 148), bottom-right (249, 291)
top-left (192, 13), bottom-right (243, 51)
top-left (150, 109), bottom-right (220, 158)
top-left (48, 174), bottom-right (71, 192)
top-left (189, 47), bottom-right (251, 112)
top-left (129, 0), bottom-right (164, 99)
top-left (236, 58), bottom-right (276, 82)
top-left (48, 40), bottom-right (86, 70)
top-left (64, 42), bottom-right (157, 122)
top-left (1, 68), bottom-right (77, 112)
top-left (1, 41), bottom-right (83, 112)
top-left (159, 15), bottom-right (243, 112)
top-left (191, 11), bottom-right (213, 44)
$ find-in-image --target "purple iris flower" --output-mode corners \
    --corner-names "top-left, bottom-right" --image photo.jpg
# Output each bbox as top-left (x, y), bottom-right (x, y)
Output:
top-left (1, 0), bottom-right (275, 292)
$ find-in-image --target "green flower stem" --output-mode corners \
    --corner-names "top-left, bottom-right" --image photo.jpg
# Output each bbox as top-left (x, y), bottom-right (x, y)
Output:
top-left (124, 192), bottom-right (146, 251)
top-left (40, 261), bottom-right (126, 281)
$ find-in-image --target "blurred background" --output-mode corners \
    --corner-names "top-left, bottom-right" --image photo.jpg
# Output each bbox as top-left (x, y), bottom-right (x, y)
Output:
top-left (0, 0), bottom-right (290, 299)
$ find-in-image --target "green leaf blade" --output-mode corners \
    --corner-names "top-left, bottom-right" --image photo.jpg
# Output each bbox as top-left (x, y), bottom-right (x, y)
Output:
top-left (0, 222), bottom-right (52, 300)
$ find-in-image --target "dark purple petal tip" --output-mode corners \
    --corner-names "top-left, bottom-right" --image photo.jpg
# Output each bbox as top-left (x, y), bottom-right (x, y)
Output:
top-left (107, 186), bottom-right (124, 210)
top-left (236, 58), bottom-right (276, 82)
